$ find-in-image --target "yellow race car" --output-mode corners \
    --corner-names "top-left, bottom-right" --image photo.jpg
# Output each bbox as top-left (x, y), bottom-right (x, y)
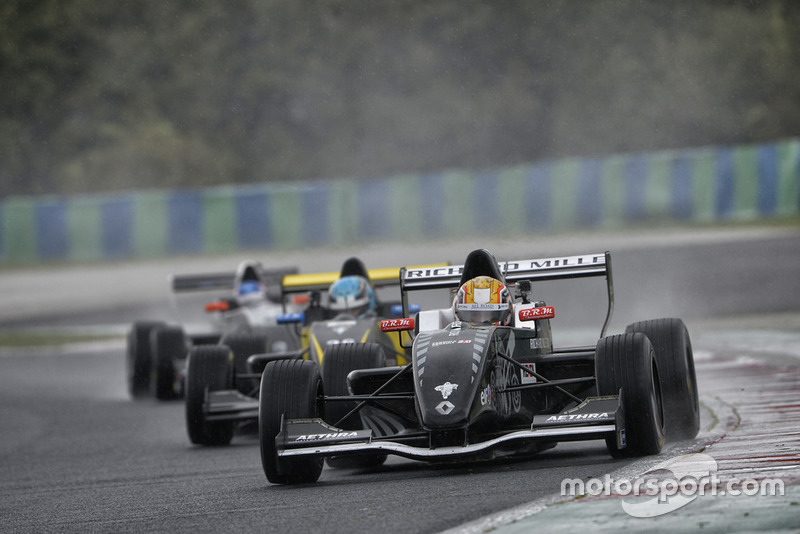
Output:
top-left (184, 257), bottom-right (443, 455)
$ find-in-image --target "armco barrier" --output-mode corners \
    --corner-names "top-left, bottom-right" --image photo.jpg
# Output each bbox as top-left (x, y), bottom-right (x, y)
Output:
top-left (1, 139), bottom-right (798, 265)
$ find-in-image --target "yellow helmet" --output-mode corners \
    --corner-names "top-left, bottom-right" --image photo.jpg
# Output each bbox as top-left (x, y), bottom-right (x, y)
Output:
top-left (454, 276), bottom-right (512, 325)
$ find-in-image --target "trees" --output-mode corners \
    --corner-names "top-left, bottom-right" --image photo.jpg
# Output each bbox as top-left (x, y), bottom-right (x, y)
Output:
top-left (1, 0), bottom-right (799, 197)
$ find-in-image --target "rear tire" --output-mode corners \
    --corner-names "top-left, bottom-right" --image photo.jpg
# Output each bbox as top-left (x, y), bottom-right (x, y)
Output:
top-left (626, 318), bottom-right (699, 440)
top-left (596, 333), bottom-right (664, 457)
top-left (126, 321), bottom-right (164, 398)
top-left (259, 359), bottom-right (324, 484)
top-left (321, 343), bottom-right (388, 469)
top-left (185, 346), bottom-right (235, 446)
top-left (151, 325), bottom-right (187, 400)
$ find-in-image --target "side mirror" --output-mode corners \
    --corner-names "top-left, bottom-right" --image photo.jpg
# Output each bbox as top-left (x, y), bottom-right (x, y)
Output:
top-left (380, 317), bottom-right (415, 332)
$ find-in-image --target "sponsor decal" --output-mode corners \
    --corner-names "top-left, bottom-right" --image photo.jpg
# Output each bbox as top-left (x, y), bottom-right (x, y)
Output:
top-left (403, 255), bottom-right (605, 281)
top-left (503, 254), bottom-right (606, 271)
top-left (457, 303), bottom-right (508, 311)
top-left (432, 340), bottom-right (457, 347)
top-left (546, 412), bottom-right (609, 422)
top-left (295, 431), bottom-right (360, 441)
top-left (380, 318), bottom-right (415, 332)
top-left (457, 339), bottom-right (472, 343)
top-left (521, 363), bottom-right (537, 384)
top-left (509, 371), bottom-right (521, 412)
top-left (435, 400), bottom-right (455, 415)
top-left (519, 306), bottom-right (555, 321)
top-left (488, 360), bottom-right (521, 417)
top-left (434, 381), bottom-right (458, 399)
top-left (480, 385), bottom-right (492, 406)
top-left (530, 338), bottom-right (551, 350)
top-left (327, 320), bottom-right (357, 335)
top-left (405, 266), bottom-right (464, 278)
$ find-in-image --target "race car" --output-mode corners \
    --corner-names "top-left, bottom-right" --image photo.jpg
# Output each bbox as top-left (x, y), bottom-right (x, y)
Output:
top-left (258, 248), bottom-right (699, 484)
top-left (126, 261), bottom-right (302, 400)
top-left (184, 257), bottom-right (438, 450)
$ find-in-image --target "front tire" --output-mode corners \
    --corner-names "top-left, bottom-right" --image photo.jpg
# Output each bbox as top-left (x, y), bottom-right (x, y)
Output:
top-left (596, 333), bottom-right (665, 457)
top-left (185, 346), bottom-right (235, 446)
top-left (259, 359), bottom-right (324, 484)
top-left (626, 318), bottom-right (699, 441)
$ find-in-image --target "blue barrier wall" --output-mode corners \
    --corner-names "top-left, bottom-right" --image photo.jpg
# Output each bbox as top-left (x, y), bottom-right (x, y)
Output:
top-left (1, 138), bottom-right (798, 265)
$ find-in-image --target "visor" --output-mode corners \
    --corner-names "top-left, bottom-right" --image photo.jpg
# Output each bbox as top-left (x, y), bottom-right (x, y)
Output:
top-left (456, 302), bottom-right (509, 324)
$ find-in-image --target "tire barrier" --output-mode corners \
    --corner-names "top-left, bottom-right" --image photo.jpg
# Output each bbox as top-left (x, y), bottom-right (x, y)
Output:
top-left (1, 138), bottom-right (798, 265)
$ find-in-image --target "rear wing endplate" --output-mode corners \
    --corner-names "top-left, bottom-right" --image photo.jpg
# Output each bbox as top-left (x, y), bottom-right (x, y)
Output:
top-left (400, 252), bottom-right (615, 338)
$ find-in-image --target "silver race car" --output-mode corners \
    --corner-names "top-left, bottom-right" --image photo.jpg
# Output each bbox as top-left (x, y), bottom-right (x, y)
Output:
top-left (126, 261), bottom-right (302, 400)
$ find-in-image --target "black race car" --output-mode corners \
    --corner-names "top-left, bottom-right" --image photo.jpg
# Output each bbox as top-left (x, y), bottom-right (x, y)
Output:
top-left (184, 258), bottom-right (431, 449)
top-left (258, 249), bottom-right (699, 484)
top-left (126, 261), bottom-right (302, 400)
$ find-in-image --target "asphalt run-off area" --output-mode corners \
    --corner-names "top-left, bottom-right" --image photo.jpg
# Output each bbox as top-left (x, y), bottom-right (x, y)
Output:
top-left (1, 225), bottom-right (799, 533)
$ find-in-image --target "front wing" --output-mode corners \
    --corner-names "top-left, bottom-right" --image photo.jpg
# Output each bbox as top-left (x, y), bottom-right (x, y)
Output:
top-left (276, 396), bottom-right (624, 462)
top-left (204, 390), bottom-right (259, 422)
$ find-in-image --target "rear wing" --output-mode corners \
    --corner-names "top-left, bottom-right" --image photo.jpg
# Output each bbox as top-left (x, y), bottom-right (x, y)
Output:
top-left (281, 264), bottom-right (448, 295)
top-left (170, 266), bottom-right (298, 293)
top-left (400, 252), bottom-right (615, 338)
top-left (171, 272), bottom-right (237, 293)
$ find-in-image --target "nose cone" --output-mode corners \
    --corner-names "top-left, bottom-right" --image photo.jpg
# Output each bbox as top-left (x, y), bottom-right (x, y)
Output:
top-left (412, 326), bottom-right (492, 429)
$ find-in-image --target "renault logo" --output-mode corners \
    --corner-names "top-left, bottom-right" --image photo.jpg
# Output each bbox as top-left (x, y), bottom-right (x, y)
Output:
top-left (435, 401), bottom-right (455, 415)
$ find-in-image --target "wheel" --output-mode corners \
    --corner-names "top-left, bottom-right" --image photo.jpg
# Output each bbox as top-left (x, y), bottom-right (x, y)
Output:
top-left (321, 343), bottom-right (388, 469)
top-left (126, 321), bottom-right (164, 398)
top-left (626, 318), bottom-right (699, 440)
top-left (259, 359), bottom-right (324, 484)
top-left (151, 325), bottom-right (187, 400)
top-left (185, 346), bottom-right (235, 445)
top-left (596, 333), bottom-right (664, 457)
top-left (220, 333), bottom-right (270, 395)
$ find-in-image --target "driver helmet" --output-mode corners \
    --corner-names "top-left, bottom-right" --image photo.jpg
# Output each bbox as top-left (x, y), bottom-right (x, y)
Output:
top-left (237, 279), bottom-right (262, 302)
top-left (454, 276), bottom-right (512, 325)
top-left (328, 275), bottom-right (376, 318)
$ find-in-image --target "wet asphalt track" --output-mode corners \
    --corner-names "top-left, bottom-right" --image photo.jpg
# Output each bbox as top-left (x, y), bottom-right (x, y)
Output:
top-left (1, 226), bottom-right (799, 532)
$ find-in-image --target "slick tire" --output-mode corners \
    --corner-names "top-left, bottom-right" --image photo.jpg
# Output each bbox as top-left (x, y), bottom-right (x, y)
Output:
top-left (321, 343), bottom-right (388, 469)
top-left (259, 359), bottom-right (324, 484)
top-left (151, 325), bottom-right (187, 401)
top-left (126, 321), bottom-right (165, 398)
top-left (596, 333), bottom-right (665, 458)
top-left (220, 333), bottom-right (270, 396)
top-left (626, 318), bottom-right (699, 441)
top-left (185, 346), bottom-right (235, 446)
